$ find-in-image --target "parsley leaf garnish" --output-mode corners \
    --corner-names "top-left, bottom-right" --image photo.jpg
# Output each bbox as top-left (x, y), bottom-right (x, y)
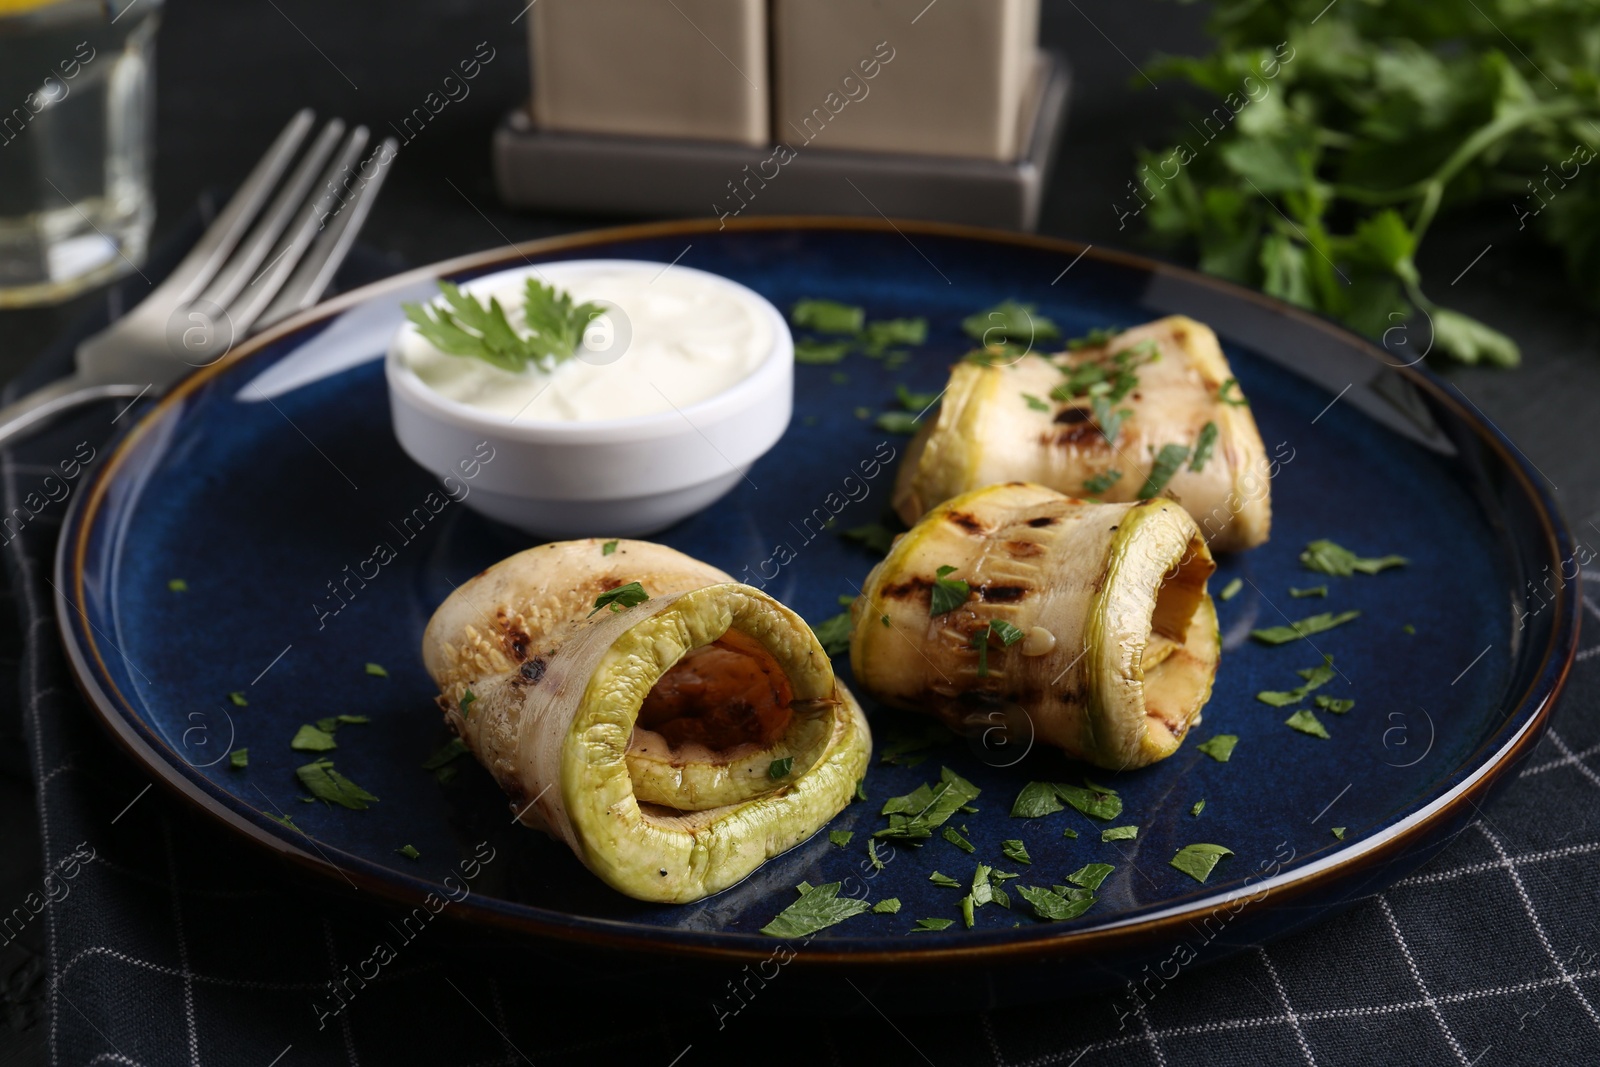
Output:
top-left (1192, 800), bottom-right (1206, 816)
top-left (1017, 884), bottom-right (1096, 921)
top-left (875, 411), bottom-right (921, 436)
top-left (1082, 469), bottom-right (1122, 495)
top-left (814, 612), bottom-right (852, 656)
top-left (1285, 709), bottom-right (1331, 738)
top-left (1217, 378), bottom-right (1248, 407)
top-left (868, 839), bottom-right (886, 870)
top-left (460, 689), bottom-right (476, 716)
top-left (1257, 654), bottom-right (1336, 706)
top-left (228, 691), bottom-right (248, 707)
top-left (1316, 695), bottom-right (1355, 713)
top-left (1251, 611), bottom-right (1361, 645)
top-left (1289, 585), bottom-right (1328, 598)
top-left (295, 759), bottom-right (380, 810)
top-left (962, 301), bottom-right (1060, 346)
top-left (1219, 577), bottom-right (1243, 601)
top-left (911, 917), bottom-right (955, 932)
top-left (1138, 443), bottom-right (1191, 499)
top-left (1300, 539), bottom-right (1409, 577)
top-left (792, 299), bottom-right (865, 334)
top-left (942, 826), bottom-right (976, 853)
top-left (1067, 326), bottom-right (1119, 351)
top-left (842, 521), bottom-right (900, 554)
top-left (1170, 843), bottom-right (1232, 883)
top-left (1001, 839), bottom-right (1032, 864)
top-left (969, 618), bottom-right (1025, 676)
top-left (590, 581), bottom-right (648, 616)
top-left (1196, 734), bottom-right (1238, 762)
top-left (422, 737), bottom-right (470, 771)
top-left (601, 539), bottom-right (618, 555)
top-left (768, 757), bottom-right (794, 779)
top-left (929, 871), bottom-right (962, 888)
top-left (829, 830), bottom-right (854, 847)
top-left (1022, 393), bottom-right (1050, 412)
top-left (364, 662), bottom-right (388, 678)
top-left (760, 881), bottom-right (871, 938)
top-left (896, 384), bottom-right (940, 412)
top-left (290, 724), bottom-right (338, 752)
top-left (1102, 825), bottom-right (1138, 842)
top-left (1011, 780), bottom-right (1122, 820)
top-left (403, 279), bottom-right (604, 374)
top-left (794, 339), bottom-right (851, 364)
top-left (398, 844), bottom-right (421, 860)
top-left (229, 748), bottom-right (248, 769)
top-left (929, 565), bottom-right (971, 616)
top-left (1066, 863), bottom-right (1114, 891)
top-left (876, 766), bottom-right (981, 840)
top-left (873, 898), bottom-right (902, 914)
top-left (1332, 827), bottom-right (1347, 840)
top-left (167, 578), bottom-right (188, 592)
top-left (1189, 421), bottom-right (1218, 471)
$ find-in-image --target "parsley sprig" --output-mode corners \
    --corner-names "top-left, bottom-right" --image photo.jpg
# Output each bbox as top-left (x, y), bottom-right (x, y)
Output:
top-left (403, 279), bottom-right (604, 374)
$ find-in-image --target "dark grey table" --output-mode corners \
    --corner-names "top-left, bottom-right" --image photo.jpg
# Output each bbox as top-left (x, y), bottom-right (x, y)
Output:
top-left (1, 2), bottom-right (1595, 1064)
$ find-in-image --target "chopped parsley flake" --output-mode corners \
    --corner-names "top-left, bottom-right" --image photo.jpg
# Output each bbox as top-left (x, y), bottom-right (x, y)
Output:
top-left (228, 691), bottom-right (248, 707)
top-left (795, 339), bottom-right (851, 364)
top-left (1066, 863), bottom-right (1114, 891)
top-left (1082, 469), bottom-right (1123, 495)
top-left (1332, 827), bottom-right (1347, 840)
top-left (1017, 884), bottom-right (1096, 921)
top-left (875, 411), bottom-right (921, 435)
top-left (601, 539), bottom-right (618, 555)
top-left (1189, 421), bottom-right (1219, 471)
top-left (1219, 577), bottom-right (1243, 601)
top-left (422, 737), bottom-right (470, 771)
top-left (896, 384), bottom-right (939, 412)
top-left (1197, 734), bottom-right (1238, 762)
top-left (873, 898), bottom-right (902, 914)
top-left (590, 581), bottom-right (648, 616)
top-left (1257, 654), bottom-right (1336, 706)
top-left (1316, 695), bottom-right (1355, 713)
top-left (1217, 378), bottom-right (1248, 406)
top-left (1300, 539), bottom-right (1408, 577)
top-left (1251, 610), bottom-right (1361, 645)
top-left (290, 724), bottom-right (338, 752)
top-left (942, 826), bottom-right (976, 853)
top-left (1062, 827), bottom-right (1079, 839)
top-left (791, 299), bottom-right (864, 334)
top-left (1285, 709), bottom-right (1331, 738)
top-left (1022, 393), bottom-right (1050, 412)
top-left (295, 759), bottom-right (379, 810)
top-left (911, 917), bottom-right (955, 932)
top-left (168, 579), bottom-right (188, 592)
top-left (1102, 825), bottom-right (1139, 842)
top-left (1289, 585), bottom-right (1328, 598)
top-left (460, 689), bottom-right (476, 715)
top-left (1138, 443), bottom-right (1191, 499)
top-left (265, 812), bottom-right (299, 831)
top-left (760, 881), bottom-right (871, 937)
top-left (1092, 396), bottom-right (1132, 443)
top-left (1067, 326), bottom-right (1119, 350)
top-left (960, 894), bottom-right (977, 928)
top-left (1011, 780), bottom-right (1122, 820)
top-left (929, 871), bottom-right (962, 888)
top-left (814, 612), bottom-right (852, 656)
top-left (842, 522), bottom-right (899, 554)
top-left (855, 778), bottom-right (868, 802)
top-left (863, 318), bottom-right (928, 355)
top-left (876, 766), bottom-right (981, 840)
top-left (364, 662), bottom-right (389, 678)
top-left (768, 757), bottom-right (794, 779)
top-left (229, 748), bottom-right (248, 769)
top-left (1192, 800), bottom-right (1206, 816)
top-left (1170, 843), bottom-right (1233, 882)
top-left (962, 301), bottom-right (1060, 345)
top-left (1001, 839), bottom-right (1032, 865)
top-left (929, 565), bottom-right (971, 616)
top-left (970, 619), bottom-right (1024, 676)
top-left (829, 830), bottom-right (854, 847)
top-left (398, 844), bottom-right (420, 860)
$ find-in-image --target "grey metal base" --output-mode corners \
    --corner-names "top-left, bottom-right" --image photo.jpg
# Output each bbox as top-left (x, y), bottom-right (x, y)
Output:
top-left (492, 53), bottom-right (1071, 232)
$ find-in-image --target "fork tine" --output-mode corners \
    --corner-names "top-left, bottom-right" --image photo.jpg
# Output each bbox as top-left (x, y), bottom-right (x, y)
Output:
top-left (194, 118), bottom-right (347, 315)
top-left (155, 109), bottom-right (316, 307)
top-left (226, 125), bottom-right (370, 336)
top-left (255, 136), bottom-right (399, 332)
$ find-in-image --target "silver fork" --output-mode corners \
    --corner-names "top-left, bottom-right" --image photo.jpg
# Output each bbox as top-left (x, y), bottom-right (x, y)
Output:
top-left (0, 110), bottom-right (397, 448)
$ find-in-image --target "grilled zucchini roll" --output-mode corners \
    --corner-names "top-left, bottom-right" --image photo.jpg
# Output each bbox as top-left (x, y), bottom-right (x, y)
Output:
top-left (851, 483), bottom-right (1218, 770)
top-left (893, 315), bottom-right (1272, 552)
top-left (422, 539), bottom-right (871, 903)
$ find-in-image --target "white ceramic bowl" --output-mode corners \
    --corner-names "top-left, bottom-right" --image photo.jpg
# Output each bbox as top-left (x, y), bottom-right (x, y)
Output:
top-left (385, 259), bottom-right (792, 538)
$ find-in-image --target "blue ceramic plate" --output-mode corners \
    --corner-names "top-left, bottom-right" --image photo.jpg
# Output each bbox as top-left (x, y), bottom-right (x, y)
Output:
top-left (58, 219), bottom-right (1577, 977)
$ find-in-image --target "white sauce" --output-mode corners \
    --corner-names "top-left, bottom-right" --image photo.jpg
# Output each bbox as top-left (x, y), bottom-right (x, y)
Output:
top-left (397, 261), bottom-right (774, 422)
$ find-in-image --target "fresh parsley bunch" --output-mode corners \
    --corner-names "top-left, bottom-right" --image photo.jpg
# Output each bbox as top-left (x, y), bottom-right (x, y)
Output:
top-left (403, 278), bottom-right (604, 373)
top-left (1136, 0), bottom-right (1600, 366)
